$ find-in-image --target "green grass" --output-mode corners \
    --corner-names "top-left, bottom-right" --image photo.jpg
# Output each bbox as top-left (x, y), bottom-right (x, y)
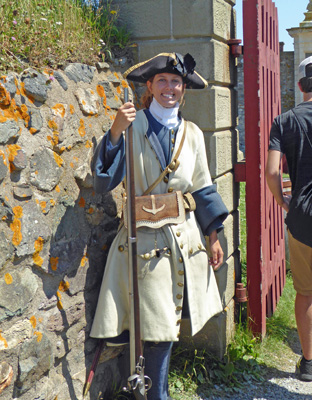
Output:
top-left (258, 272), bottom-right (297, 367)
top-left (168, 273), bottom-right (297, 399)
top-left (0, 0), bottom-right (131, 73)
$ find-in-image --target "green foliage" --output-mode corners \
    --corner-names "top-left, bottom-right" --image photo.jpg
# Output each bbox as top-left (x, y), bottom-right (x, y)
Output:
top-left (169, 336), bottom-right (264, 399)
top-left (0, 0), bottom-right (131, 73)
top-left (169, 274), bottom-right (298, 399)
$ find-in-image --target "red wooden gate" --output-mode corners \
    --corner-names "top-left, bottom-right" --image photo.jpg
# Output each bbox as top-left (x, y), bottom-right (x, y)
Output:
top-left (237, 0), bottom-right (286, 336)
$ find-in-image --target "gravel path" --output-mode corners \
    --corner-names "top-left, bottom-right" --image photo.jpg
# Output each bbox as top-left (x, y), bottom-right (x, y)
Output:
top-left (171, 333), bottom-right (312, 400)
top-left (201, 336), bottom-right (312, 400)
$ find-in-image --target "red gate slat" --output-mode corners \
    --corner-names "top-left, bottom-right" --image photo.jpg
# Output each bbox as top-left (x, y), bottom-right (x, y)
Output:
top-left (243, 0), bottom-right (285, 336)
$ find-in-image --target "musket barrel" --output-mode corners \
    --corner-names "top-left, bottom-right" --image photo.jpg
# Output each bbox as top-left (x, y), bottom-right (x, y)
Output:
top-left (124, 88), bottom-right (150, 399)
top-left (124, 88), bottom-right (142, 373)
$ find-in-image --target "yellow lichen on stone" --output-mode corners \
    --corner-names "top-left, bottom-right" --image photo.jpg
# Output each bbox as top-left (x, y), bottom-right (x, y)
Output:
top-left (30, 315), bottom-right (37, 328)
top-left (0, 331), bottom-right (8, 348)
top-left (4, 273), bottom-right (13, 285)
top-left (59, 280), bottom-right (70, 292)
top-left (53, 152), bottom-right (63, 167)
top-left (10, 206), bottom-right (23, 246)
top-left (7, 143), bottom-right (21, 161)
top-left (34, 331), bottom-right (42, 342)
top-left (48, 120), bottom-right (58, 131)
top-left (50, 256), bottom-right (59, 271)
top-left (52, 104), bottom-right (65, 118)
top-left (78, 119), bottom-right (86, 137)
top-left (33, 237), bottom-right (44, 267)
top-left (0, 83), bottom-right (11, 106)
top-left (96, 85), bottom-right (105, 98)
top-left (19, 82), bottom-right (35, 104)
top-left (40, 201), bottom-right (47, 213)
top-left (80, 255), bottom-right (88, 267)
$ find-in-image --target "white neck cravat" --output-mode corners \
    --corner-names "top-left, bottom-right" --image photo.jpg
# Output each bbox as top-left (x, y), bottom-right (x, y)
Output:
top-left (149, 98), bottom-right (180, 129)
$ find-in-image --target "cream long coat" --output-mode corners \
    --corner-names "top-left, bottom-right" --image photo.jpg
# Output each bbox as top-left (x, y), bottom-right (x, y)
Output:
top-left (90, 110), bottom-right (223, 342)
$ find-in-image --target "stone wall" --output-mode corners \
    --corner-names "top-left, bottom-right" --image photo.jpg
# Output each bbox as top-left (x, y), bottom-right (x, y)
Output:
top-left (280, 44), bottom-right (295, 113)
top-left (113, 0), bottom-right (240, 358)
top-left (0, 62), bottom-right (130, 400)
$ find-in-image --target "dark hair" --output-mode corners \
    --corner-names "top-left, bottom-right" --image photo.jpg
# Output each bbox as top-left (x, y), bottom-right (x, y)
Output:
top-left (299, 77), bottom-right (312, 93)
top-left (299, 63), bottom-right (312, 93)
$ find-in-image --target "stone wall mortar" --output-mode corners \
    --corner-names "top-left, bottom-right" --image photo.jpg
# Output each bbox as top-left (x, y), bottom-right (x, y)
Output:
top-left (0, 62), bottom-right (129, 400)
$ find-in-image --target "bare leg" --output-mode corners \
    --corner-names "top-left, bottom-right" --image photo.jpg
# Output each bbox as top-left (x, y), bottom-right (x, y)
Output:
top-left (295, 293), bottom-right (312, 360)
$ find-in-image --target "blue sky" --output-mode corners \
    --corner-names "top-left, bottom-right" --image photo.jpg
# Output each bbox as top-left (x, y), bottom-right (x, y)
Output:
top-left (236, 0), bottom-right (310, 51)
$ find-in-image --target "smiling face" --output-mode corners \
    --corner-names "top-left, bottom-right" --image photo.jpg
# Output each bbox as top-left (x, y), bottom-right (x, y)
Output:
top-left (146, 73), bottom-right (185, 108)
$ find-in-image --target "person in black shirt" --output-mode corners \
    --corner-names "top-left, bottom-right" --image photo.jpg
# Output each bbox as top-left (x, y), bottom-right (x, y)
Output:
top-left (266, 56), bottom-right (312, 382)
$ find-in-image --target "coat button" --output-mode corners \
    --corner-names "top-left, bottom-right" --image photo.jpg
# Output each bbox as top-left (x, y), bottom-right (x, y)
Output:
top-left (168, 187), bottom-right (173, 193)
top-left (180, 243), bottom-right (184, 249)
top-left (189, 248), bottom-right (193, 255)
top-left (178, 270), bottom-right (184, 275)
top-left (198, 244), bottom-right (203, 250)
top-left (176, 294), bottom-right (183, 300)
top-left (171, 138), bottom-right (175, 144)
top-left (178, 257), bottom-right (183, 263)
top-left (178, 282), bottom-right (184, 287)
top-left (176, 306), bottom-right (182, 311)
top-left (144, 253), bottom-right (150, 260)
top-left (164, 176), bottom-right (169, 183)
top-left (169, 161), bottom-right (176, 170)
top-left (176, 231), bottom-right (181, 237)
top-left (118, 245), bottom-right (124, 252)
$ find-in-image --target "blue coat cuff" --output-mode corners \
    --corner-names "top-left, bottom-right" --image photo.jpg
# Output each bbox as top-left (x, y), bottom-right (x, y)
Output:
top-left (92, 131), bottom-right (125, 193)
top-left (192, 185), bottom-right (229, 236)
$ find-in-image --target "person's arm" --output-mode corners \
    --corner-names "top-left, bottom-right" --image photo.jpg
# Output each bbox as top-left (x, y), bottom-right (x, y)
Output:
top-left (265, 149), bottom-right (291, 212)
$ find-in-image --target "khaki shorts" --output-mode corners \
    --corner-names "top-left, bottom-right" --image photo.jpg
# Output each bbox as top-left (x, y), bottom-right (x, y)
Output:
top-left (288, 229), bottom-right (312, 296)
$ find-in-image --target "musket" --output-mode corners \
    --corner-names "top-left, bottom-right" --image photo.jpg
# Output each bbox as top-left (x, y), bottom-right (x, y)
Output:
top-left (123, 87), bottom-right (152, 399)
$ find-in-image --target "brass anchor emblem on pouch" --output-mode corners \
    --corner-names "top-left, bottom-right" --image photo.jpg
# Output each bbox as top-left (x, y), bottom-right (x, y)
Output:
top-left (142, 195), bottom-right (166, 215)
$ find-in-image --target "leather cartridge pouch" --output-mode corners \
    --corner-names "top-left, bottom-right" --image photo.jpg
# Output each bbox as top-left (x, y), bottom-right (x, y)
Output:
top-left (123, 191), bottom-right (189, 229)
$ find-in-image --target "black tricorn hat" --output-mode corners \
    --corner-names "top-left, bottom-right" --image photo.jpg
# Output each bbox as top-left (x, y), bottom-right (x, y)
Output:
top-left (123, 52), bottom-right (208, 89)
